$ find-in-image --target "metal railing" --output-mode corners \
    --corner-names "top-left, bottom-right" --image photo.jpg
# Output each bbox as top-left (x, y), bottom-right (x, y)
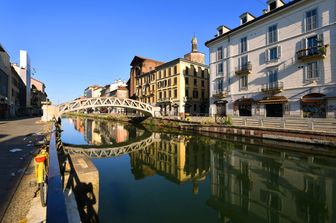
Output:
top-left (46, 124), bottom-right (68, 223)
top-left (235, 62), bottom-right (252, 75)
top-left (231, 117), bottom-right (336, 132)
top-left (261, 81), bottom-right (284, 92)
top-left (296, 45), bottom-right (327, 60)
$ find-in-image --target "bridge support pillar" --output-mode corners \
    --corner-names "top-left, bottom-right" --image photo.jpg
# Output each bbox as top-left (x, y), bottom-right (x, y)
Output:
top-left (42, 105), bottom-right (59, 122)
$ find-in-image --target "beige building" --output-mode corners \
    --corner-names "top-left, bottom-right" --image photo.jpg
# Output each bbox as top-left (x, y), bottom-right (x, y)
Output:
top-left (206, 0), bottom-right (336, 118)
top-left (130, 37), bottom-right (210, 116)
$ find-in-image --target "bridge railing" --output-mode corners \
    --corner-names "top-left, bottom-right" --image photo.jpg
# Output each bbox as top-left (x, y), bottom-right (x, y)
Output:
top-left (46, 124), bottom-right (69, 223)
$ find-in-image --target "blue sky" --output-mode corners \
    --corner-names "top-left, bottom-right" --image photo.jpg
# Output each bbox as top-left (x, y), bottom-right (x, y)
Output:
top-left (1, 0), bottom-right (274, 103)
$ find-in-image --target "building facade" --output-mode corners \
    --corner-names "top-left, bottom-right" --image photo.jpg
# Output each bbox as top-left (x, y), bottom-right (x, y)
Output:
top-left (130, 37), bottom-right (210, 116)
top-left (206, 0), bottom-right (336, 118)
top-left (0, 44), bottom-right (11, 118)
top-left (31, 78), bottom-right (48, 115)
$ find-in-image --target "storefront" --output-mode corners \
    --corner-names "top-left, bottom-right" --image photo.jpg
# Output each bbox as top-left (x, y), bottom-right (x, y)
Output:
top-left (301, 93), bottom-right (326, 118)
top-left (234, 98), bottom-right (254, 117)
top-left (214, 100), bottom-right (227, 116)
top-left (259, 96), bottom-right (288, 117)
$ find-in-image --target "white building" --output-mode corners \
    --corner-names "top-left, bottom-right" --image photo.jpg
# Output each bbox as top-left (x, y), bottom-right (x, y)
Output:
top-left (206, 0), bottom-right (336, 118)
top-left (101, 80), bottom-right (127, 97)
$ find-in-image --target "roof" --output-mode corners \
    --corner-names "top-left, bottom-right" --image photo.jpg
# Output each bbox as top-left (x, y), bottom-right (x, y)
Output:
top-left (205, 0), bottom-right (303, 47)
top-left (130, 55), bottom-right (164, 66)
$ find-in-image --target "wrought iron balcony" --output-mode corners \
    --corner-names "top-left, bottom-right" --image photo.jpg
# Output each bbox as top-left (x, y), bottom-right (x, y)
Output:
top-left (235, 62), bottom-right (252, 75)
top-left (296, 45), bottom-right (327, 61)
top-left (261, 81), bottom-right (284, 93)
top-left (212, 90), bottom-right (229, 99)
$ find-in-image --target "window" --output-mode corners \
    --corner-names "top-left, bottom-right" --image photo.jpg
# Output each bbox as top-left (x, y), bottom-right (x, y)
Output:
top-left (194, 104), bottom-right (197, 112)
top-left (240, 37), bottom-right (247, 53)
top-left (174, 89), bottom-right (177, 98)
top-left (266, 46), bottom-right (281, 62)
top-left (159, 71), bottom-right (162, 79)
top-left (239, 55), bottom-right (248, 69)
top-left (215, 79), bottom-right (224, 91)
top-left (193, 90), bottom-right (198, 99)
top-left (269, 1), bottom-right (276, 11)
top-left (164, 91), bottom-right (166, 98)
top-left (217, 63), bottom-right (223, 74)
top-left (193, 67), bottom-right (197, 76)
top-left (185, 67), bottom-right (189, 75)
top-left (164, 69), bottom-right (167, 77)
top-left (174, 77), bottom-right (177, 85)
top-left (241, 16), bottom-right (247, 24)
top-left (201, 70), bottom-right (205, 78)
top-left (270, 47), bottom-right (278, 60)
top-left (268, 24), bottom-right (278, 44)
top-left (194, 79), bottom-right (197, 85)
top-left (201, 90), bottom-right (205, 99)
top-left (168, 90), bottom-right (171, 98)
top-left (240, 75), bottom-right (248, 90)
top-left (168, 79), bottom-right (171, 86)
top-left (185, 89), bottom-right (189, 97)
top-left (306, 62), bottom-right (318, 79)
top-left (168, 68), bottom-right (171, 76)
top-left (268, 69), bottom-right (278, 84)
top-left (201, 80), bottom-right (204, 87)
top-left (174, 66), bottom-right (177, 74)
top-left (217, 47), bottom-right (223, 60)
top-left (185, 77), bottom-right (189, 85)
top-left (159, 92), bottom-right (162, 99)
top-left (306, 9), bottom-right (317, 31)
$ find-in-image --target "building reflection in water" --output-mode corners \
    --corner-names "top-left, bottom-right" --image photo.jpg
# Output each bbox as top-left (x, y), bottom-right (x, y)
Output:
top-left (129, 133), bottom-right (210, 194)
top-left (208, 141), bottom-right (336, 223)
top-left (69, 117), bottom-right (145, 145)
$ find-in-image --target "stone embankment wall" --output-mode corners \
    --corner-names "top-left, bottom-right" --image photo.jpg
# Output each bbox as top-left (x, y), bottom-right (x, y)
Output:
top-left (142, 118), bottom-right (336, 147)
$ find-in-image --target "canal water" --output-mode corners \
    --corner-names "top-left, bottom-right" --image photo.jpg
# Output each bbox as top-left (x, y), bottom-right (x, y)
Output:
top-left (61, 117), bottom-right (336, 223)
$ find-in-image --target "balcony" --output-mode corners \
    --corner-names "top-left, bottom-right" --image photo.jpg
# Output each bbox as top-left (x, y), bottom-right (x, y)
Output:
top-left (212, 90), bottom-right (229, 99)
top-left (296, 45), bottom-right (327, 61)
top-left (235, 62), bottom-right (252, 75)
top-left (261, 81), bottom-right (284, 93)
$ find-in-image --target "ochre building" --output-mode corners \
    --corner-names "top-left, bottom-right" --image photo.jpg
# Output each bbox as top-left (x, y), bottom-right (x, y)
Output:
top-left (129, 37), bottom-right (209, 116)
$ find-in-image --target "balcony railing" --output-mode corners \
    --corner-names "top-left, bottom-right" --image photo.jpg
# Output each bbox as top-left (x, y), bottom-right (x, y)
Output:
top-left (296, 45), bottom-right (327, 61)
top-left (261, 81), bottom-right (284, 93)
top-left (212, 90), bottom-right (229, 98)
top-left (235, 62), bottom-right (252, 75)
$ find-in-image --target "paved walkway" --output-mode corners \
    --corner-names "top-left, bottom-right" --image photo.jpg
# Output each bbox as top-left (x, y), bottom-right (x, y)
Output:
top-left (0, 117), bottom-right (48, 221)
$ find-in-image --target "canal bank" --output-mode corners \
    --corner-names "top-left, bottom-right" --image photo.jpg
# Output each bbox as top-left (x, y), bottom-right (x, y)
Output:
top-left (141, 118), bottom-right (336, 147)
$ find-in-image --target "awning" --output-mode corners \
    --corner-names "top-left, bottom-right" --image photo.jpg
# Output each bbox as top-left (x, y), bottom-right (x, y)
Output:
top-left (258, 96), bottom-right (288, 104)
top-left (301, 93), bottom-right (326, 103)
top-left (234, 98), bottom-right (254, 105)
top-left (214, 100), bottom-right (228, 105)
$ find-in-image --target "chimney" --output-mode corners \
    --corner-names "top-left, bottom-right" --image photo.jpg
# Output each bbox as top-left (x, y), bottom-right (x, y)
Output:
top-left (216, 25), bottom-right (231, 36)
top-left (240, 12), bottom-right (256, 25)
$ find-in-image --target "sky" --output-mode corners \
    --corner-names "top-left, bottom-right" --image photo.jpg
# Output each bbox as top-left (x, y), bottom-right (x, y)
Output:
top-left (0, 0), bottom-right (276, 103)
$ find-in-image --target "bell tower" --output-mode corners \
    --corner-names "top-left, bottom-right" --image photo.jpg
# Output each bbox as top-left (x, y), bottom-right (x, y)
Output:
top-left (192, 36), bottom-right (198, 52)
top-left (184, 35), bottom-right (205, 64)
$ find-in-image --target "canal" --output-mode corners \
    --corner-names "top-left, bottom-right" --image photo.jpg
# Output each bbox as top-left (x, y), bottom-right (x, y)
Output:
top-left (61, 117), bottom-right (336, 223)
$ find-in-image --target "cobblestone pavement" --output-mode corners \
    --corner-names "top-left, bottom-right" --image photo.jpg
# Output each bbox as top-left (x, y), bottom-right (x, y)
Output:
top-left (0, 117), bottom-right (49, 222)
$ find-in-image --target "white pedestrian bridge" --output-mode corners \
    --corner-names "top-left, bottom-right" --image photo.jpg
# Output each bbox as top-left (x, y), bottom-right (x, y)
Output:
top-left (42, 97), bottom-right (161, 121)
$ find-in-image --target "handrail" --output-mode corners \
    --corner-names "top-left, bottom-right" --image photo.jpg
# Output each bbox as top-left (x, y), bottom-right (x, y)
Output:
top-left (46, 125), bottom-right (68, 223)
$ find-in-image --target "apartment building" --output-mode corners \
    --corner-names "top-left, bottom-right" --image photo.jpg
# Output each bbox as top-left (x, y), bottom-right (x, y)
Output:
top-left (130, 37), bottom-right (210, 116)
top-left (206, 0), bottom-right (336, 118)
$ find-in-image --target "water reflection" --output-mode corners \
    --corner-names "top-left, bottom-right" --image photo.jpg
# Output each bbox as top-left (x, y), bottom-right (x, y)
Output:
top-left (66, 117), bottom-right (146, 145)
top-left (208, 142), bottom-right (336, 223)
top-left (130, 134), bottom-right (210, 194)
top-left (62, 118), bottom-right (336, 223)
